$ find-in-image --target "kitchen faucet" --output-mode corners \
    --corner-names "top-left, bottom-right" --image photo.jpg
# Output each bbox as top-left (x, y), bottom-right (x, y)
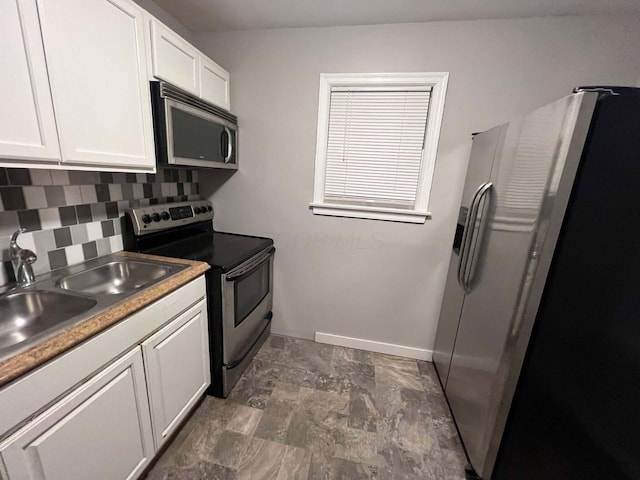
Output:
top-left (10, 229), bottom-right (37, 287)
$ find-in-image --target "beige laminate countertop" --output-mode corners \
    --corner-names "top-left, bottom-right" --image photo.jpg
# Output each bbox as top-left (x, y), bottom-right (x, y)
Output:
top-left (0, 251), bottom-right (210, 389)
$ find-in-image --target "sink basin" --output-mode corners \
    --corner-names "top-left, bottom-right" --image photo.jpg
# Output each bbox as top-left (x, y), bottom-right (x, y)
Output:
top-left (56, 260), bottom-right (172, 295)
top-left (0, 291), bottom-right (97, 351)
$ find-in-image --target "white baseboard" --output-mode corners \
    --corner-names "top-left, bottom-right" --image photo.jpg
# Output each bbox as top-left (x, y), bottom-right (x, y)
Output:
top-left (314, 332), bottom-right (432, 361)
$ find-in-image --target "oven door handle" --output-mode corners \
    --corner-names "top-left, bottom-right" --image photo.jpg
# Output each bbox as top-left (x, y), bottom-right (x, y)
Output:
top-left (227, 312), bottom-right (272, 370)
top-left (226, 247), bottom-right (275, 282)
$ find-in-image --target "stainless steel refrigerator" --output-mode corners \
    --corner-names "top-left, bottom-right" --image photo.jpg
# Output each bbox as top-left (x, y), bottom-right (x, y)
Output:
top-left (433, 86), bottom-right (640, 479)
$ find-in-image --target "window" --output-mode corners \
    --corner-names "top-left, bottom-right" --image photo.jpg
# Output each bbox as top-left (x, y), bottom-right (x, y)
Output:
top-left (311, 72), bottom-right (448, 223)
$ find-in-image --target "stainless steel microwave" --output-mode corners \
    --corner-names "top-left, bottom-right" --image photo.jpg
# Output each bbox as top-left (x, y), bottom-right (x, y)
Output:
top-left (151, 81), bottom-right (238, 169)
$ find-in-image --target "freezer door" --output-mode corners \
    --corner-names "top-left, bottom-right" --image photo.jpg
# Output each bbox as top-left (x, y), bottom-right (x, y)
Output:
top-left (494, 89), bottom-right (640, 480)
top-left (433, 126), bottom-right (504, 387)
top-left (444, 93), bottom-right (596, 478)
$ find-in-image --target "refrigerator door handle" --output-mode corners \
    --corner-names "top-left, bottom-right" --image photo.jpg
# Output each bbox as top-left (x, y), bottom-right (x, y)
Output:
top-left (457, 183), bottom-right (487, 288)
top-left (462, 182), bottom-right (493, 292)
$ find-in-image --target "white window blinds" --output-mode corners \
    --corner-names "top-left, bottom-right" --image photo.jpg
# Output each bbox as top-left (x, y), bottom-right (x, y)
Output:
top-left (324, 87), bottom-right (432, 208)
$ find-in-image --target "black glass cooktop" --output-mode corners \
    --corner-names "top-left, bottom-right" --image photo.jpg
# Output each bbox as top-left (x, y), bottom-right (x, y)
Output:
top-left (144, 231), bottom-right (273, 272)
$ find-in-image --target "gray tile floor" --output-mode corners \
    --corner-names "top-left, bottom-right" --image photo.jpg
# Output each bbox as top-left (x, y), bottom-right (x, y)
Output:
top-left (144, 335), bottom-right (467, 480)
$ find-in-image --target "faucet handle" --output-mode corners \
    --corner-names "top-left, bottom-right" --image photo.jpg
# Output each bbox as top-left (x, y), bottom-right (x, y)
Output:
top-left (21, 249), bottom-right (37, 264)
top-left (10, 228), bottom-right (27, 247)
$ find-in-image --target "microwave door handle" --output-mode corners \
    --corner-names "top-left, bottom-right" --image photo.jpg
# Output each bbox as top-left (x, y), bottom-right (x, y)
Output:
top-left (224, 127), bottom-right (233, 163)
top-left (220, 129), bottom-right (227, 159)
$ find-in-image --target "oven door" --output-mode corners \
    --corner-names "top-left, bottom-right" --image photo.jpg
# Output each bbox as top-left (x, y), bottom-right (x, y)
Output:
top-left (221, 246), bottom-right (274, 366)
top-left (164, 98), bottom-right (237, 169)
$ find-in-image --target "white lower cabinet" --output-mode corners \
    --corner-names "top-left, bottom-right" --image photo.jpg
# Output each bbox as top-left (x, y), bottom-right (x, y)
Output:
top-left (0, 276), bottom-right (209, 480)
top-left (142, 299), bottom-right (210, 449)
top-left (0, 347), bottom-right (154, 480)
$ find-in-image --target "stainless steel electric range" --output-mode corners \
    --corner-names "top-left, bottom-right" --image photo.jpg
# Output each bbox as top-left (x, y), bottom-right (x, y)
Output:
top-left (123, 200), bottom-right (274, 397)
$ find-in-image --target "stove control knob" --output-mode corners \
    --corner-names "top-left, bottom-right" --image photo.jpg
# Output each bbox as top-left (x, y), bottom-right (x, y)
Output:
top-left (152, 213), bottom-right (161, 222)
top-left (161, 211), bottom-right (170, 221)
top-left (141, 214), bottom-right (152, 224)
top-left (194, 207), bottom-right (201, 214)
top-left (207, 206), bottom-right (212, 212)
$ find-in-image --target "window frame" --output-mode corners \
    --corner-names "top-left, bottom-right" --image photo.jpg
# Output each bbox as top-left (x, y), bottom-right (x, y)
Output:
top-left (310, 72), bottom-right (449, 223)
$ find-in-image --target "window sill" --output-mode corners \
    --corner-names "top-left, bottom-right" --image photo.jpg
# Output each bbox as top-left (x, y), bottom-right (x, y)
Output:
top-left (310, 202), bottom-right (431, 224)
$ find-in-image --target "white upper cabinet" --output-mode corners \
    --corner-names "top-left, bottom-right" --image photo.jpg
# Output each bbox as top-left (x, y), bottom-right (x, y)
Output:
top-left (37, 0), bottom-right (155, 171)
top-left (0, 0), bottom-right (229, 172)
top-left (150, 19), bottom-right (200, 96)
top-left (149, 17), bottom-right (231, 111)
top-left (200, 55), bottom-right (231, 111)
top-left (0, 1), bottom-right (60, 164)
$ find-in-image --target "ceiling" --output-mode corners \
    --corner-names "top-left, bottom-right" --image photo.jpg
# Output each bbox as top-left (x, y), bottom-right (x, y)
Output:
top-left (155, 0), bottom-right (640, 32)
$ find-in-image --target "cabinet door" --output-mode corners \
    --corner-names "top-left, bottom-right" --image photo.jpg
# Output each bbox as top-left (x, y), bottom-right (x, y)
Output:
top-left (0, 347), bottom-right (155, 480)
top-left (142, 300), bottom-right (210, 449)
top-left (37, 0), bottom-right (155, 170)
top-left (150, 20), bottom-right (200, 96)
top-left (0, 0), bottom-right (60, 164)
top-left (200, 55), bottom-right (230, 111)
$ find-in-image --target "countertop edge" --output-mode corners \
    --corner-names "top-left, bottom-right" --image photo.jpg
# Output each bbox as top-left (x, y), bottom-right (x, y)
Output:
top-left (0, 252), bottom-right (210, 389)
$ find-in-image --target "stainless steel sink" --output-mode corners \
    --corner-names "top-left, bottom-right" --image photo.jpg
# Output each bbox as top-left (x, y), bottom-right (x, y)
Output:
top-left (0, 291), bottom-right (97, 351)
top-left (0, 254), bottom-right (188, 362)
top-left (56, 260), bottom-right (172, 295)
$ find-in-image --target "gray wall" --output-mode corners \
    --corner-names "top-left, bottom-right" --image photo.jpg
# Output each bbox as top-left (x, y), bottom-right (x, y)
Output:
top-left (196, 15), bottom-right (640, 352)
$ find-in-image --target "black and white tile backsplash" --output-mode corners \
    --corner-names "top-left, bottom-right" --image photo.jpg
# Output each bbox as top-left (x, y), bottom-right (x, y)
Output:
top-left (0, 167), bottom-right (199, 286)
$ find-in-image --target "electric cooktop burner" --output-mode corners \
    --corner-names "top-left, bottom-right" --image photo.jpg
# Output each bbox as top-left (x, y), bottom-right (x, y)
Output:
top-left (145, 231), bottom-right (273, 272)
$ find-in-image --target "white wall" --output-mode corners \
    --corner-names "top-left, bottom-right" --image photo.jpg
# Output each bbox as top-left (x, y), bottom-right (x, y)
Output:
top-left (196, 15), bottom-right (640, 353)
top-left (133, 0), bottom-right (195, 42)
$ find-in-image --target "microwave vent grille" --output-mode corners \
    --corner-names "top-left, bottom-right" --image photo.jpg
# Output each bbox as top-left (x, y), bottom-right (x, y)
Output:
top-left (159, 82), bottom-right (238, 125)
